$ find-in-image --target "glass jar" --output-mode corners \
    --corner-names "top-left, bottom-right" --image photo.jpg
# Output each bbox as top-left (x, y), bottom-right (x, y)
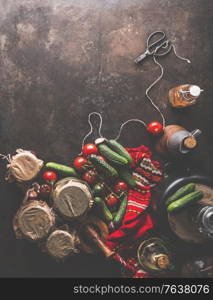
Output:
top-left (52, 177), bottom-right (93, 220)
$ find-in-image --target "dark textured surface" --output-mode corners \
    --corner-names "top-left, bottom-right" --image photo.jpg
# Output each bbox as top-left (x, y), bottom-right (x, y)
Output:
top-left (0, 0), bottom-right (212, 277)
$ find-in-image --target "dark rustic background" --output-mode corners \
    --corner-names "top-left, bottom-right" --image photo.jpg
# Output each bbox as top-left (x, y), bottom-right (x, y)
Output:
top-left (0, 0), bottom-right (212, 277)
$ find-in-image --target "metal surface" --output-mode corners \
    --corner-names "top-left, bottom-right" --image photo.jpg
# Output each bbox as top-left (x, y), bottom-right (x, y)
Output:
top-left (0, 0), bottom-right (212, 277)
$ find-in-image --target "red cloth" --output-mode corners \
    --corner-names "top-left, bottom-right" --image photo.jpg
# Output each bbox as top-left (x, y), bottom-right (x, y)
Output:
top-left (122, 258), bottom-right (150, 278)
top-left (105, 145), bottom-right (163, 277)
top-left (126, 145), bottom-right (152, 168)
top-left (106, 145), bottom-right (162, 251)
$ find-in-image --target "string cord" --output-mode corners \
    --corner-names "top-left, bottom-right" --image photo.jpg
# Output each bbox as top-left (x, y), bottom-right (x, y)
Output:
top-left (80, 112), bottom-right (103, 153)
top-left (145, 54), bottom-right (166, 128)
top-left (0, 154), bottom-right (11, 163)
top-left (145, 44), bottom-right (190, 129)
top-left (80, 37), bottom-right (191, 145)
top-left (114, 42), bottom-right (191, 141)
top-left (172, 44), bottom-right (191, 64)
top-left (115, 119), bottom-right (147, 141)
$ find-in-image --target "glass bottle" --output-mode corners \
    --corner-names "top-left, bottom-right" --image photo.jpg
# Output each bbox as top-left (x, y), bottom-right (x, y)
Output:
top-left (137, 237), bottom-right (174, 274)
top-left (168, 84), bottom-right (203, 108)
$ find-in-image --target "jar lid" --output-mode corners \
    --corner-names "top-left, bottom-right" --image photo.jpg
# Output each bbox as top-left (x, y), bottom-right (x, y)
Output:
top-left (15, 200), bottom-right (55, 241)
top-left (201, 206), bottom-right (213, 235)
top-left (7, 149), bottom-right (44, 182)
top-left (46, 229), bottom-right (80, 259)
top-left (52, 177), bottom-right (93, 219)
top-left (189, 85), bottom-right (203, 97)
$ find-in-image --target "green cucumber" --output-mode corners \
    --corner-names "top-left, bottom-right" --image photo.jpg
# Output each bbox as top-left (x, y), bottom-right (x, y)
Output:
top-left (92, 183), bottom-right (105, 197)
top-left (88, 155), bottom-right (118, 178)
top-left (165, 183), bottom-right (196, 207)
top-left (112, 212), bottom-right (117, 218)
top-left (106, 139), bottom-right (133, 164)
top-left (118, 167), bottom-right (137, 188)
top-left (98, 144), bottom-right (128, 166)
top-left (113, 193), bottom-right (128, 227)
top-left (167, 190), bottom-right (203, 214)
top-left (94, 196), bottom-right (113, 222)
top-left (45, 162), bottom-right (78, 177)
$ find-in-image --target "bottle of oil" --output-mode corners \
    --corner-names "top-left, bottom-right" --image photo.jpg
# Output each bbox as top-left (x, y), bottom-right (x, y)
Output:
top-left (168, 84), bottom-right (203, 108)
top-left (137, 237), bottom-right (174, 275)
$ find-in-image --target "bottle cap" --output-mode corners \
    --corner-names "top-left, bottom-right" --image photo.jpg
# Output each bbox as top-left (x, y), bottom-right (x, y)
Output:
top-left (189, 85), bottom-right (203, 97)
top-left (183, 136), bottom-right (197, 149)
top-left (154, 254), bottom-right (170, 270)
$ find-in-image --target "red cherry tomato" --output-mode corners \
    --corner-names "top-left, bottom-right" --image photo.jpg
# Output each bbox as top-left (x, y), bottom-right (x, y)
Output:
top-left (97, 155), bottom-right (106, 162)
top-left (82, 170), bottom-right (97, 184)
top-left (74, 156), bottom-right (88, 171)
top-left (82, 143), bottom-right (98, 156)
top-left (105, 193), bottom-right (118, 207)
top-left (43, 171), bottom-right (57, 181)
top-left (114, 181), bottom-right (128, 194)
top-left (147, 121), bottom-right (164, 136)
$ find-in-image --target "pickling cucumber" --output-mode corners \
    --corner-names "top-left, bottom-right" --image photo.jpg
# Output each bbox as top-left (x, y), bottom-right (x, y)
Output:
top-left (106, 139), bottom-right (133, 164)
top-left (98, 144), bottom-right (128, 166)
top-left (113, 193), bottom-right (128, 227)
top-left (112, 212), bottom-right (117, 218)
top-left (45, 162), bottom-right (78, 177)
top-left (94, 196), bottom-right (113, 222)
top-left (118, 167), bottom-right (137, 188)
top-left (88, 155), bottom-right (118, 178)
top-left (167, 190), bottom-right (203, 214)
top-left (92, 183), bottom-right (105, 197)
top-left (165, 183), bottom-right (196, 207)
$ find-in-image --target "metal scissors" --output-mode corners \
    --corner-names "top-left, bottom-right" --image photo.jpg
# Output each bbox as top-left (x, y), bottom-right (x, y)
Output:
top-left (135, 31), bottom-right (172, 64)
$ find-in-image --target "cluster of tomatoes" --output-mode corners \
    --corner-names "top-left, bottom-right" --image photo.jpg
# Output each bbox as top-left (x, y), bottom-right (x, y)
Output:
top-left (73, 143), bottom-right (128, 207)
top-left (40, 120), bottom-right (163, 203)
top-left (41, 143), bottom-right (128, 208)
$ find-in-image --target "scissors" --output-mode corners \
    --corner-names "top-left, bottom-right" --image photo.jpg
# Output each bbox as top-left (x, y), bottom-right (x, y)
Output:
top-left (135, 31), bottom-right (172, 64)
